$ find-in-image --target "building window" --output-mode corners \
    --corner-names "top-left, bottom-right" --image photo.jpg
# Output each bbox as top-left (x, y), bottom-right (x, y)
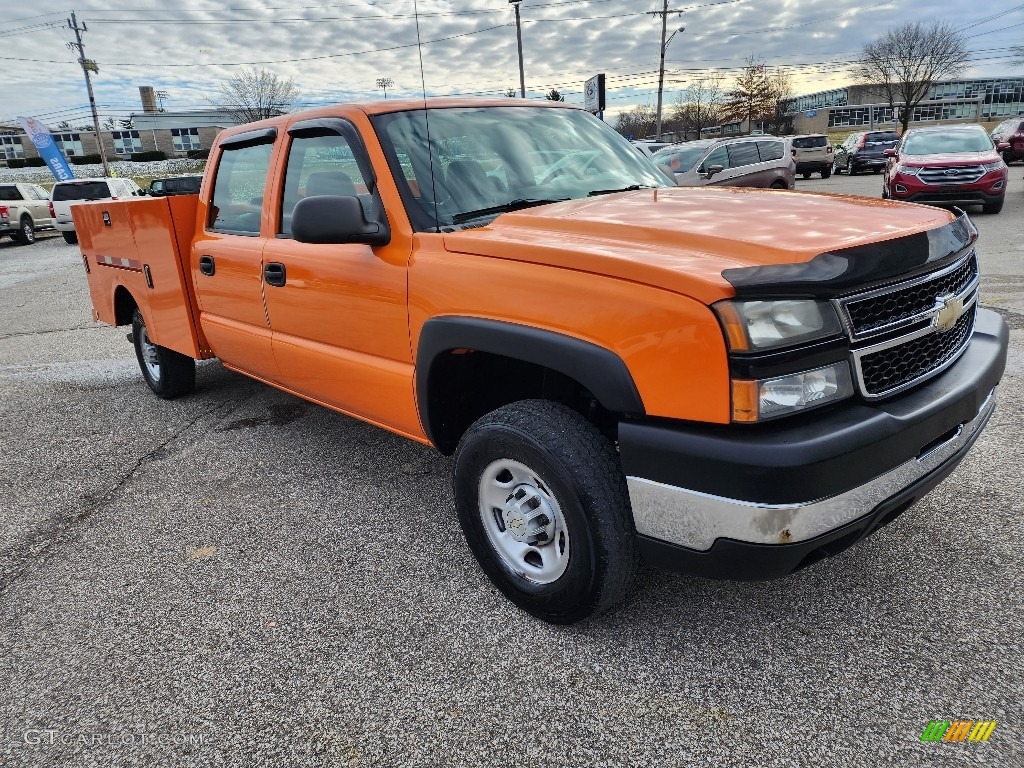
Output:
top-left (53, 132), bottom-right (84, 157)
top-left (171, 127), bottom-right (201, 152)
top-left (0, 136), bottom-right (24, 160)
top-left (112, 130), bottom-right (142, 155)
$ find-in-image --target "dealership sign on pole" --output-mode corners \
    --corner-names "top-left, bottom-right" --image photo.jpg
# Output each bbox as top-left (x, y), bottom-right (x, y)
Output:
top-left (584, 74), bottom-right (606, 116)
top-left (17, 117), bottom-right (75, 182)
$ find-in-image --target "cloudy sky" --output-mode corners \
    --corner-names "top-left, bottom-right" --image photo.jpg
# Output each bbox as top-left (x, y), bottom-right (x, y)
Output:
top-left (1, 0), bottom-right (1021, 129)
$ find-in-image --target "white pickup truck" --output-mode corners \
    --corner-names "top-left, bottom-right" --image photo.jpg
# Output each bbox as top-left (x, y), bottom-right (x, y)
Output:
top-left (0, 182), bottom-right (54, 244)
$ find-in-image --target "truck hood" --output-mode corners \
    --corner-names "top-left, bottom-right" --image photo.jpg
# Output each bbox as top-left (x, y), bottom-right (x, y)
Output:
top-left (442, 187), bottom-right (954, 303)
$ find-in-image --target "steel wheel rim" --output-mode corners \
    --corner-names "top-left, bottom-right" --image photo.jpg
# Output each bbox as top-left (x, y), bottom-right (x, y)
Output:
top-left (138, 325), bottom-right (161, 381)
top-left (23, 221), bottom-right (33, 242)
top-left (478, 458), bottom-right (570, 585)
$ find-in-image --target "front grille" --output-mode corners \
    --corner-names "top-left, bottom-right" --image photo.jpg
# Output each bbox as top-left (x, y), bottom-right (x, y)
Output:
top-left (845, 255), bottom-right (978, 336)
top-left (918, 166), bottom-right (985, 184)
top-left (858, 305), bottom-right (976, 397)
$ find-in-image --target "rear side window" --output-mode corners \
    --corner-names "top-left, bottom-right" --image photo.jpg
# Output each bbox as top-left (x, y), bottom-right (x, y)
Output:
top-left (726, 142), bottom-right (760, 168)
top-left (52, 181), bottom-right (111, 201)
top-left (756, 140), bottom-right (784, 161)
top-left (209, 142), bottom-right (273, 234)
top-left (279, 131), bottom-right (369, 236)
top-left (0, 186), bottom-right (23, 201)
top-left (791, 136), bottom-right (826, 148)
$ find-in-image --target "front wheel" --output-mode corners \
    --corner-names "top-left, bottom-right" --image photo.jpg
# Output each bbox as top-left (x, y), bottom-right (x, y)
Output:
top-left (61, 230), bottom-right (78, 244)
top-left (801, 172), bottom-right (811, 179)
top-left (454, 400), bottom-right (638, 624)
top-left (13, 217), bottom-right (35, 245)
top-left (132, 309), bottom-right (195, 399)
top-left (848, 164), bottom-right (859, 176)
top-left (832, 160), bottom-right (843, 175)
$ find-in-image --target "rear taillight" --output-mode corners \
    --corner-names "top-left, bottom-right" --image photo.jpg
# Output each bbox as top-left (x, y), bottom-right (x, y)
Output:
top-left (857, 135), bottom-right (866, 149)
top-left (791, 148), bottom-right (796, 157)
top-left (48, 201), bottom-right (55, 217)
top-left (0, 205), bottom-right (8, 218)
top-left (826, 145), bottom-right (833, 154)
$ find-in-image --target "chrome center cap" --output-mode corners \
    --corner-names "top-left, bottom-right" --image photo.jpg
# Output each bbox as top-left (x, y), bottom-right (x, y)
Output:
top-left (503, 484), bottom-right (557, 545)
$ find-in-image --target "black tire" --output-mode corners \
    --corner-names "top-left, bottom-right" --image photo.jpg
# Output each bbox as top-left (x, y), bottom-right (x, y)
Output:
top-left (821, 166), bottom-right (831, 179)
top-left (982, 198), bottom-right (1004, 214)
top-left (873, 167), bottom-right (882, 174)
top-left (848, 164), bottom-right (859, 176)
top-left (454, 399), bottom-right (639, 624)
top-left (770, 180), bottom-right (788, 189)
top-left (801, 172), bottom-right (811, 179)
top-left (12, 216), bottom-right (35, 245)
top-left (833, 160), bottom-right (843, 174)
top-left (131, 309), bottom-right (195, 399)
top-left (62, 230), bottom-right (78, 245)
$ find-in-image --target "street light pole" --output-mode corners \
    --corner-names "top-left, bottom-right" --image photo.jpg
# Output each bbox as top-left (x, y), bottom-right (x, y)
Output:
top-left (510, 0), bottom-right (526, 98)
top-left (655, 24), bottom-right (685, 141)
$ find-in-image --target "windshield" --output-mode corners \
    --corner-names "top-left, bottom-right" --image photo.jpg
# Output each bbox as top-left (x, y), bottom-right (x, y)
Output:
top-left (373, 106), bottom-right (670, 229)
top-left (902, 131), bottom-right (992, 155)
top-left (652, 145), bottom-right (707, 173)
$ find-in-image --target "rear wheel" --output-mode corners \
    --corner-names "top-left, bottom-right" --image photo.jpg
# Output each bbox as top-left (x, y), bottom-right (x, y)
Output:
top-left (832, 160), bottom-right (842, 175)
top-left (454, 400), bottom-right (638, 624)
top-left (61, 230), bottom-right (78, 245)
top-left (12, 217), bottom-right (35, 245)
top-left (848, 164), bottom-right (859, 176)
top-left (982, 198), bottom-right (1004, 214)
top-left (132, 309), bottom-right (195, 399)
top-left (770, 180), bottom-right (788, 189)
top-left (801, 172), bottom-right (811, 179)
top-left (821, 165), bottom-right (831, 179)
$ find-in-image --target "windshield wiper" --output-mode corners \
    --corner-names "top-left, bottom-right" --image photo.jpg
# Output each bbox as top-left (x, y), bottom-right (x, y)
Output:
top-left (450, 198), bottom-right (567, 225)
top-left (588, 185), bottom-right (653, 196)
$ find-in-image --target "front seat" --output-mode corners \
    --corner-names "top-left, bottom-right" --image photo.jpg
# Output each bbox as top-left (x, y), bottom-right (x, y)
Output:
top-left (444, 160), bottom-right (496, 210)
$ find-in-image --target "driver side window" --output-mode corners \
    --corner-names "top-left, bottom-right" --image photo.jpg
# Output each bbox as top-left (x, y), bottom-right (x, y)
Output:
top-left (699, 146), bottom-right (729, 173)
top-left (279, 132), bottom-right (370, 236)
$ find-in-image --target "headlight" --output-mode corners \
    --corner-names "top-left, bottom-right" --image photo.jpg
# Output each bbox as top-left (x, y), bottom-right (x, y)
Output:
top-left (981, 160), bottom-right (1005, 172)
top-left (714, 299), bottom-right (843, 352)
top-left (732, 361), bottom-right (855, 422)
top-left (897, 166), bottom-right (922, 177)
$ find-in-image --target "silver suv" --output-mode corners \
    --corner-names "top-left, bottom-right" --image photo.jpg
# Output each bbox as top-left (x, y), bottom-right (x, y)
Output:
top-left (790, 134), bottom-right (833, 179)
top-left (651, 136), bottom-right (795, 189)
top-left (50, 177), bottom-right (143, 244)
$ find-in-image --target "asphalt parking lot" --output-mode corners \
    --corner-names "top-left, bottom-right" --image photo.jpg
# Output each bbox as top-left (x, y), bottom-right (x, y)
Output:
top-left (2, 174), bottom-right (1022, 767)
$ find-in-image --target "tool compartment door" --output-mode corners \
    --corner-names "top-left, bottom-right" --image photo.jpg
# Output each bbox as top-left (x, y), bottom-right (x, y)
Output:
top-left (74, 197), bottom-right (206, 359)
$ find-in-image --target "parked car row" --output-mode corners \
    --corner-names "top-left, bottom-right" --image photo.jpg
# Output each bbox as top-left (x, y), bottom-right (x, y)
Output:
top-left (649, 135), bottom-right (796, 189)
top-left (0, 174), bottom-right (204, 246)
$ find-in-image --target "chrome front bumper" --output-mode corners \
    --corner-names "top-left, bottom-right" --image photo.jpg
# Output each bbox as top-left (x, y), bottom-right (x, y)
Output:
top-left (627, 389), bottom-right (996, 551)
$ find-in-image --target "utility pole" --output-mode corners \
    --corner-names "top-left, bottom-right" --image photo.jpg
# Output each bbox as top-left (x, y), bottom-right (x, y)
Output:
top-left (649, 1), bottom-right (685, 140)
top-left (67, 12), bottom-right (109, 178)
top-left (510, 0), bottom-right (526, 98)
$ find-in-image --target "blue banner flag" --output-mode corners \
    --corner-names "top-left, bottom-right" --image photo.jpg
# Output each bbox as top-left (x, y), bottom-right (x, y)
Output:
top-left (17, 117), bottom-right (75, 182)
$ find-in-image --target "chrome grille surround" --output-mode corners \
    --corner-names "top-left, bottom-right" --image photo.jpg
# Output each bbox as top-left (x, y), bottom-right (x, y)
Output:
top-left (917, 165), bottom-right (985, 185)
top-left (834, 251), bottom-right (979, 400)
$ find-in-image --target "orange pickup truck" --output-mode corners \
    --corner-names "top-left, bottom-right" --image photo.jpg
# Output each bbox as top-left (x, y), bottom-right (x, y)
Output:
top-left (74, 99), bottom-right (1008, 623)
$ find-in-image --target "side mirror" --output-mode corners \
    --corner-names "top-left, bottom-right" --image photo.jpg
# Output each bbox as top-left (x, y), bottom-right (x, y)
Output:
top-left (998, 142), bottom-right (1010, 152)
top-left (292, 195), bottom-right (390, 246)
top-left (883, 148), bottom-right (896, 157)
top-left (704, 164), bottom-right (725, 178)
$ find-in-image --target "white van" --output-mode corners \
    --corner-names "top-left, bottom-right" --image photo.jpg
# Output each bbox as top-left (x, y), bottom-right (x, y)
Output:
top-left (49, 177), bottom-right (143, 244)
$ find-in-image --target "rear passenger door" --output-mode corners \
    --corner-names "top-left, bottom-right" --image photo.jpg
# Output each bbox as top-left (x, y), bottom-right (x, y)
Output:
top-left (190, 128), bottom-right (280, 380)
top-left (719, 141), bottom-right (762, 186)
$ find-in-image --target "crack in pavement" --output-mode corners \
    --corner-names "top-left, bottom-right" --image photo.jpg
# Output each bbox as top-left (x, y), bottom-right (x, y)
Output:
top-left (0, 324), bottom-right (98, 342)
top-left (0, 393), bottom-right (257, 596)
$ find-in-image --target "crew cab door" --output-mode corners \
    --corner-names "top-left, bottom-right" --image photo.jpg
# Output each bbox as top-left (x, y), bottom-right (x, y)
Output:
top-left (190, 128), bottom-right (280, 380)
top-left (260, 118), bottom-right (419, 437)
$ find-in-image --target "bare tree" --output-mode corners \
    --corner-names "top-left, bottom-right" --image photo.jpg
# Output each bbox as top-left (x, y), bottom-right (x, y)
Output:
top-left (615, 103), bottom-right (657, 140)
top-left (671, 75), bottom-right (724, 139)
top-left (504, 87), bottom-right (517, 98)
top-left (215, 67), bottom-right (301, 123)
top-left (544, 89), bottom-right (565, 102)
top-left (102, 117), bottom-right (117, 131)
top-left (762, 68), bottom-right (795, 136)
top-left (854, 20), bottom-right (969, 134)
top-left (721, 56), bottom-right (776, 131)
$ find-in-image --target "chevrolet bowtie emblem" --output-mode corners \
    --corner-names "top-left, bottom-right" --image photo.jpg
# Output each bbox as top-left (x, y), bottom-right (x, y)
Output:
top-left (933, 294), bottom-right (965, 332)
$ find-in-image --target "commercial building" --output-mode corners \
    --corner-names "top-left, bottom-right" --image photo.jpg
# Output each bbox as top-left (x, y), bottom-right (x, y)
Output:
top-left (787, 77), bottom-right (1024, 134)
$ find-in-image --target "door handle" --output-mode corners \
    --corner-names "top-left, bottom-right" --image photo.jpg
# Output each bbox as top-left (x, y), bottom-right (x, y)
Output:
top-left (264, 262), bottom-right (286, 287)
top-left (199, 255), bottom-right (215, 276)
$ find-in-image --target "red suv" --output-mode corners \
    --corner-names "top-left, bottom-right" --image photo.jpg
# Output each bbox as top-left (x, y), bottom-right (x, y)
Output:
top-left (990, 117), bottom-right (1024, 164)
top-left (883, 125), bottom-right (1008, 214)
